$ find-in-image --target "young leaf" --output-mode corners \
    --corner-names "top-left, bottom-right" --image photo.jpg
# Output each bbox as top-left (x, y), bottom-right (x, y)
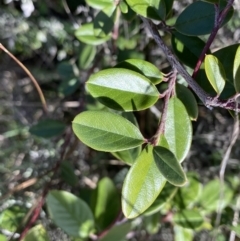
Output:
top-left (153, 146), bottom-right (187, 187)
top-left (119, 0), bottom-right (128, 14)
top-left (86, 68), bottom-right (159, 111)
top-left (233, 45), bottom-right (240, 92)
top-left (175, 1), bottom-right (233, 36)
top-left (125, 0), bottom-right (166, 21)
top-left (174, 225), bottom-right (194, 241)
top-left (205, 54), bottom-right (226, 95)
top-left (72, 111), bottom-right (145, 152)
top-left (75, 23), bottom-right (111, 45)
top-left (176, 84), bottom-right (198, 120)
top-left (122, 145), bottom-right (167, 218)
top-left (22, 225), bottom-right (50, 241)
top-left (173, 210), bottom-right (204, 229)
top-left (91, 177), bottom-right (121, 230)
top-left (159, 97), bottom-right (192, 163)
top-left (29, 120), bottom-right (66, 138)
top-left (115, 59), bottom-right (164, 85)
top-left (46, 190), bottom-right (94, 238)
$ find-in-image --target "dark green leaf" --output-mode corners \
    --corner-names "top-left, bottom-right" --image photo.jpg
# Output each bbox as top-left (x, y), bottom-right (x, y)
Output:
top-left (171, 31), bottom-right (209, 69)
top-left (60, 161), bottom-right (78, 187)
top-left (163, 0), bottom-right (174, 17)
top-left (176, 84), bottom-right (198, 120)
top-left (175, 1), bottom-right (234, 36)
top-left (46, 190), bottom-right (94, 238)
top-left (86, 68), bottom-right (159, 111)
top-left (22, 225), bottom-right (50, 241)
top-left (58, 78), bottom-right (80, 97)
top-left (125, 0), bottom-right (166, 21)
top-left (173, 210), bottom-right (204, 229)
top-left (75, 23), bottom-right (111, 45)
top-left (29, 120), bottom-right (66, 138)
top-left (122, 145), bottom-right (166, 218)
top-left (153, 146), bottom-right (187, 186)
top-left (91, 177), bottom-right (121, 230)
top-left (205, 54), bottom-right (226, 95)
top-left (233, 45), bottom-right (240, 92)
top-left (78, 44), bottom-right (97, 70)
top-left (115, 59), bottom-right (164, 84)
top-left (57, 62), bottom-right (74, 79)
top-left (72, 111), bottom-right (145, 152)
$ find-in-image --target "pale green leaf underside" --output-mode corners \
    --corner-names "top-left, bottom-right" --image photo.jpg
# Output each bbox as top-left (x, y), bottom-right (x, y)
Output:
top-left (72, 111), bottom-right (145, 152)
top-left (153, 146), bottom-right (187, 186)
top-left (122, 145), bottom-right (166, 218)
top-left (205, 54), bottom-right (226, 95)
top-left (87, 68), bottom-right (159, 111)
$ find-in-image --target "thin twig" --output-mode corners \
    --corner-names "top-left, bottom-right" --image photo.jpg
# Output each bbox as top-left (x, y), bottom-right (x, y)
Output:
top-left (0, 43), bottom-right (48, 112)
top-left (192, 0), bottom-right (235, 78)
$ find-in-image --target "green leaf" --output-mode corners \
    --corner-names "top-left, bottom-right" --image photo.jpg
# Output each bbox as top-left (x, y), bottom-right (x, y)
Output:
top-left (46, 190), bottom-right (94, 238)
top-left (233, 45), bottom-right (240, 92)
top-left (205, 54), bottom-right (226, 95)
top-left (174, 225), bottom-right (194, 241)
top-left (176, 84), bottom-right (198, 120)
top-left (171, 31), bottom-right (210, 69)
top-left (58, 78), bottom-right (80, 97)
top-left (119, 1), bottom-right (128, 14)
top-left (163, 0), bottom-right (174, 17)
top-left (86, 68), bottom-right (159, 111)
top-left (72, 111), bottom-right (145, 152)
top-left (144, 212), bottom-right (161, 234)
top-left (99, 222), bottom-right (131, 241)
top-left (175, 1), bottom-right (234, 36)
top-left (115, 59), bottom-right (164, 85)
top-left (91, 177), bottom-right (121, 230)
top-left (93, 5), bottom-right (116, 37)
top-left (22, 224), bottom-right (50, 241)
top-left (29, 120), bottom-right (66, 138)
top-left (60, 161), bottom-right (78, 187)
top-left (160, 97), bottom-right (192, 163)
top-left (153, 146), bottom-right (187, 186)
top-left (122, 145), bottom-right (166, 218)
top-left (75, 23), bottom-right (111, 46)
top-left (57, 62), bottom-right (74, 79)
top-left (78, 44), bottom-right (97, 70)
top-left (86, 0), bottom-right (114, 10)
top-left (173, 210), bottom-right (204, 229)
top-left (229, 225), bottom-right (240, 238)
top-left (125, 0), bottom-right (166, 21)
top-left (199, 179), bottom-right (234, 212)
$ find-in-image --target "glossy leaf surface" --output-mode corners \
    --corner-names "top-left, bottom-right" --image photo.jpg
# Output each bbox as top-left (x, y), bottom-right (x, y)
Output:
top-left (153, 146), bottom-right (187, 186)
top-left (87, 68), bottom-right (159, 111)
top-left (75, 23), bottom-right (111, 45)
top-left (122, 145), bottom-right (166, 218)
top-left (116, 59), bottom-right (164, 84)
top-left (72, 111), bottom-right (145, 152)
top-left (205, 54), bottom-right (226, 95)
top-left (233, 45), bottom-right (240, 92)
top-left (29, 120), bottom-right (66, 138)
top-left (176, 84), bottom-right (198, 120)
top-left (46, 190), bottom-right (94, 238)
top-left (91, 177), bottom-right (121, 230)
top-left (161, 97), bottom-right (192, 162)
top-left (22, 225), bottom-right (50, 241)
top-left (173, 210), bottom-right (204, 229)
top-left (125, 0), bottom-right (166, 21)
top-left (175, 1), bottom-right (233, 36)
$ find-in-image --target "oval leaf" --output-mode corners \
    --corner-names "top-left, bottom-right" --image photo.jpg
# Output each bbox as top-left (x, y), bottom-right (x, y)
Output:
top-left (176, 84), bottom-right (198, 120)
top-left (205, 54), bottom-right (226, 95)
top-left (23, 225), bottom-right (50, 241)
top-left (173, 210), bottom-right (204, 229)
top-left (233, 45), bottom-right (240, 92)
top-left (153, 146), bottom-right (187, 186)
top-left (115, 59), bottom-right (164, 84)
top-left (29, 120), bottom-right (66, 138)
top-left (122, 145), bottom-right (166, 218)
top-left (159, 97), bottom-right (192, 162)
top-left (175, 1), bottom-right (233, 36)
top-left (79, 44), bottom-right (97, 70)
top-left (86, 68), bottom-right (159, 111)
top-left (46, 190), bottom-right (94, 238)
top-left (72, 111), bottom-right (145, 152)
top-left (125, 0), bottom-right (166, 21)
top-left (75, 23), bottom-right (111, 45)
